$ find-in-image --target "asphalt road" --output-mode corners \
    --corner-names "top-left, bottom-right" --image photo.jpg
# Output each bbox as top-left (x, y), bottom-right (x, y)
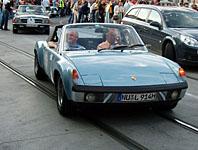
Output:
top-left (0, 18), bottom-right (198, 150)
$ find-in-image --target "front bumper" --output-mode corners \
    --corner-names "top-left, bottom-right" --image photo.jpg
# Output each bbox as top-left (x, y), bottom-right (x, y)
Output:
top-left (177, 44), bottom-right (198, 66)
top-left (70, 82), bottom-right (188, 103)
top-left (13, 23), bottom-right (49, 29)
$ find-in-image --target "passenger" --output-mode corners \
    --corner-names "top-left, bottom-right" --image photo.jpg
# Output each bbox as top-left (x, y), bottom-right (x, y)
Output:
top-left (48, 30), bottom-right (85, 50)
top-left (97, 29), bottom-right (120, 50)
top-left (65, 30), bottom-right (85, 50)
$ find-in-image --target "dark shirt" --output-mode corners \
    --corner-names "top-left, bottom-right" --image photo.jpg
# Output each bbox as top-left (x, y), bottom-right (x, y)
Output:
top-left (5, 2), bottom-right (11, 11)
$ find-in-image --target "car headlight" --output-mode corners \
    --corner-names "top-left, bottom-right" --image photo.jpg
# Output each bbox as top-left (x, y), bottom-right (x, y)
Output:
top-left (13, 18), bottom-right (20, 23)
top-left (180, 35), bottom-right (198, 47)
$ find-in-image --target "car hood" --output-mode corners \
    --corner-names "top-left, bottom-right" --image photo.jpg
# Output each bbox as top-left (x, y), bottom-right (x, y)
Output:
top-left (65, 51), bottom-right (179, 86)
top-left (173, 28), bottom-right (198, 40)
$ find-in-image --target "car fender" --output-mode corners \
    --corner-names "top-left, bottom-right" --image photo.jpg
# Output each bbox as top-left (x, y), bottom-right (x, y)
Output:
top-left (161, 36), bottom-right (178, 56)
top-left (34, 41), bottom-right (47, 69)
top-left (53, 59), bottom-right (76, 100)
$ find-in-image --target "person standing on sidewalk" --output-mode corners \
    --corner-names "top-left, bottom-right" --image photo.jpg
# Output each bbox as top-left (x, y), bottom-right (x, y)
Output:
top-left (0, 0), bottom-right (3, 26)
top-left (0, 0), bottom-right (11, 30)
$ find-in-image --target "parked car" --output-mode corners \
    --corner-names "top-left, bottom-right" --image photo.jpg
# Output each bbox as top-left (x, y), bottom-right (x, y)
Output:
top-left (122, 5), bottom-right (198, 65)
top-left (12, 5), bottom-right (50, 34)
top-left (34, 23), bottom-right (188, 116)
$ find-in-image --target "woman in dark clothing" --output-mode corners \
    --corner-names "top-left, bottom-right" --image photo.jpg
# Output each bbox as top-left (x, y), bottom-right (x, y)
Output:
top-left (0, 1), bottom-right (11, 30)
top-left (98, 0), bottom-right (106, 23)
top-left (78, 0), bottom-right (89, 23)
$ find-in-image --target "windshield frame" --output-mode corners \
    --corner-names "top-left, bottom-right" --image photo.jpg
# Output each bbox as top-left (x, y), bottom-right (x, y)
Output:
top-left (18, 5), bottom-right (46, 15)
top-left (62, 24), bottom-right (147, 52)
top-left (163, 10), bottom-right (198, 28)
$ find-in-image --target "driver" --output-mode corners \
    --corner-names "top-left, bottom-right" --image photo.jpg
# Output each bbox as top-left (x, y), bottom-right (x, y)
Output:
top-left (97, 29), bottom-right (120, 50)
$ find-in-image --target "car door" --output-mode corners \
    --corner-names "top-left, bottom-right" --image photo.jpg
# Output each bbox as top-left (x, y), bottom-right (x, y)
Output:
top-left (43, 45), bottom-right (55, 78)
top-left (43, 27), bottom-right (63, 79)
top-left (146, 10), bottom-right (167, 52)
top-left (122, 7), bottom-right (140, 28)
top-left (134, 8), bottom-right (151, 45)
top-left (122, 8), bottom-right (151, 44)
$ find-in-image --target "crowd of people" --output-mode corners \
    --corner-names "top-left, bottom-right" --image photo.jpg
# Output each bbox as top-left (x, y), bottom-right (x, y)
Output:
top-left (0, 0), bottom-right (198, 30)
top-left (64, 0), bottom-right (198, 24)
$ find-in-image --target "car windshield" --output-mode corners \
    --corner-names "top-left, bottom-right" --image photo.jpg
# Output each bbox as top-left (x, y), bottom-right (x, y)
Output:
top-left (163, 10), bottom-right (198, 28)
top-left (18, 5), bottom-right (45, 15)
top-left (63, 24), bottom-right (146, 51)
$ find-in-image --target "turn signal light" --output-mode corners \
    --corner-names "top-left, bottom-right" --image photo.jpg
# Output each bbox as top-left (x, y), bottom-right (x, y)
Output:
top-left (72, 69), bottom-right (79, 80)
top-left (179, 68), bottom-right (186, 77)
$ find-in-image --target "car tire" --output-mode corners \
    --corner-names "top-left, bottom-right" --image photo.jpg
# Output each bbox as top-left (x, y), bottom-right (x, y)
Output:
top-left (164, 42), bottom-right (175, 61)
top-left (45, 27), bottom-right (50, 35)
top-left (34, 54), bottom-right (46, 80)
top-left (57, 77), bottom-right (75, 117)
top-left (154, 102), bottom-right (178, 111)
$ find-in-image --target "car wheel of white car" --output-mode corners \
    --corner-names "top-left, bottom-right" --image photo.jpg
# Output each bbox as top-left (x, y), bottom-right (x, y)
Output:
top-left (45, 27), bottom-right (50, 35)
top-left (34, 54), bottom-right (46, 80)
top-left (57, 77), bottom-right (74, 116)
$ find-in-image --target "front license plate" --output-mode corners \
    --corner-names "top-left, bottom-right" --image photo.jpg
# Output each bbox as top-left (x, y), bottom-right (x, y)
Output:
top-left (118, 93), bottom-right (157, 102)
top-left (26, 24), bottom-right (38, 27)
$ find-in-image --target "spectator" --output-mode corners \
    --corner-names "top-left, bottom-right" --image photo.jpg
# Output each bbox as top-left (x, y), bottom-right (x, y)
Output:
top-left (58, 0), bottom-right (65, 17)
top-left (151, 0), bottom-right (160, 5)
top-left (105, 0), bottom-right (113, 23)
top-left (68, 0), bottom-right (75, 23)
top-left (124, 0), bottom-right (137, 12)
top-left (90, 0), bottom-right (99, 22)
top-left (113, 0), bottom-right (124, 24)
top-left (42, 0), bottom-right (50, 10)
top-left (0, 0), bottom-right (11, 30)
top-left (73, 0), bottom-right (82, 23)
top-left (98, 0), bottom-right (106, 23)
top-left (0, 1), bottom-right (2, 26)
top-left (78, 0), bottom-right (89, 22)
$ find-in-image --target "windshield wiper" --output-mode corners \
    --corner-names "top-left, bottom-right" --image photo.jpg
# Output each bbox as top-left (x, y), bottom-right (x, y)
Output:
top-left (97, 44), bottom-right (145, 52)
top-left (98, 48), bottom-right (109, 52)
top-left (112, 44), bottom-right (145, 52)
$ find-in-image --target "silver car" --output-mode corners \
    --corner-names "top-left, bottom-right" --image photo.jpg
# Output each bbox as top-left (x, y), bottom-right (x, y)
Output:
top-left (12, 5), bottom-right (50, 34)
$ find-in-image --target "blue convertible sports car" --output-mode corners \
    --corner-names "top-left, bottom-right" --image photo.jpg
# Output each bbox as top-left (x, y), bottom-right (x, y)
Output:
top-left (34, 23), bottom-right (188, 116)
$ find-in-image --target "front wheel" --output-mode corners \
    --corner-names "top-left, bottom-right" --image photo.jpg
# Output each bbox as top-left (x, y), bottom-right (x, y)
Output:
top-left (153, 102), bottom-right (178, 111)
top-left (57, 77), bottom-right (75, 116)
top-left (34, 54), bottom-right (46, 80)
top-left (45, 26), bottom-right (50, 35)
top-left (164, 42), bottom-right (176, 61)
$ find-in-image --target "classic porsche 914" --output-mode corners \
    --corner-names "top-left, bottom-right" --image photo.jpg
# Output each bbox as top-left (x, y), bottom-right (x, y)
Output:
top-left (34, 23), bottom-right (188, 116)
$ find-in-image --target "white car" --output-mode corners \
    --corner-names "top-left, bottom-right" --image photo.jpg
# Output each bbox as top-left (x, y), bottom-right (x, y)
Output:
top-left (12, 5), bottom-right (50, 34)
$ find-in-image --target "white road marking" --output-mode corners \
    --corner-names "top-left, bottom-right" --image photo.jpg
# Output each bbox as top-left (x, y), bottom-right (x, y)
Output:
top-left (174, 118), bottom-right (198, 132)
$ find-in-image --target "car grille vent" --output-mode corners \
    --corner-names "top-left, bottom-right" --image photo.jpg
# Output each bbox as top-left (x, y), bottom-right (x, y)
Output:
top-left (21, 19), bottom-right (27, 23)
top-left (35, 19), bottom-right (42, 23)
